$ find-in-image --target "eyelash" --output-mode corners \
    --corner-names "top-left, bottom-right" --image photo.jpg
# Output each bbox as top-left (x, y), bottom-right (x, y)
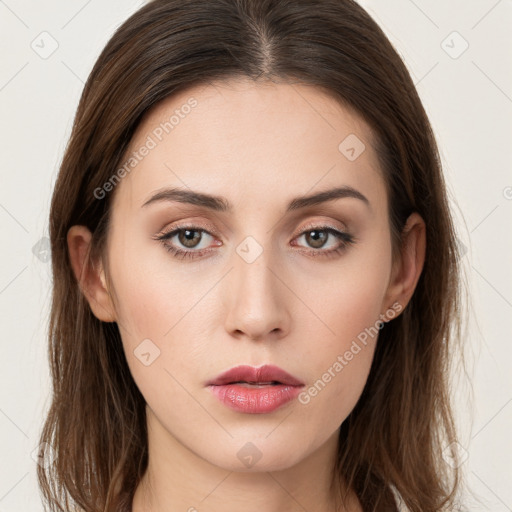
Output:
top-left (153, 223), bottom-right (356, 261)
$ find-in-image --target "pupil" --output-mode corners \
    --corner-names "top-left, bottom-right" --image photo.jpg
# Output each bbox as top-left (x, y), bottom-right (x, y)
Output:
top-left (179, 229), bottom-right (201, 248)
top-left (308, 230), bottom-right (327, 248)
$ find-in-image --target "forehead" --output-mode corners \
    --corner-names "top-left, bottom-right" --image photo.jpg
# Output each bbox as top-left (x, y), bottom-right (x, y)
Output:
top-left (111, 78), bottom-right (386, 216)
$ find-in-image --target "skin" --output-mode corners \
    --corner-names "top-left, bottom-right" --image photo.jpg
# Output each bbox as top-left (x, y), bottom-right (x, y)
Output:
top-left (68, 78), bottom-right (426, 512)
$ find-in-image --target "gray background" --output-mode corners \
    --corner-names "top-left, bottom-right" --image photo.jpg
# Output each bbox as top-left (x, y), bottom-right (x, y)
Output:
top-left (0, 0), bottom-right (511, 510)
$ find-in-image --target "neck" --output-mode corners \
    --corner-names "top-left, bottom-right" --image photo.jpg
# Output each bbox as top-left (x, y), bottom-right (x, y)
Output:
top-left (131, 405), bottom-right (360, 512)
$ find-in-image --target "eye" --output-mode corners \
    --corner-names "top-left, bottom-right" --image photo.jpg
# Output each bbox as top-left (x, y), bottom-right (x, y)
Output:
top-left (153, 223), bottom-right (356, 261)
top-left (153, 225), bottom-right (219, 260)
top-left (292, 225), bottom-right (355, 257)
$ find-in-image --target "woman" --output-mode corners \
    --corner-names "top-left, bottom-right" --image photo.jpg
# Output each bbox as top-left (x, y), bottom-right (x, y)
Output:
top-left (37, 0), bottom-right (465, 510)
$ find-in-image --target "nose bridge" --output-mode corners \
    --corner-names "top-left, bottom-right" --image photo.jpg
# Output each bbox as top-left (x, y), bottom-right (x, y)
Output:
top-left (224, 234), bottom-right (289, 340)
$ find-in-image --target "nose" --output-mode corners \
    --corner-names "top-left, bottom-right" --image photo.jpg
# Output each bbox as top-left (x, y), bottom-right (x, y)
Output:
top-left (223, 245), bottom-right (291, 342)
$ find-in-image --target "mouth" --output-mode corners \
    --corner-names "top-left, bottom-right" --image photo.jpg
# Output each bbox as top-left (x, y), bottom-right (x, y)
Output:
top-left (229, 380), bottom-right (282, 387)
top-left (206, 364), bottom-right (304, 387)
top-left (206, 365), bottom-right (304, 414)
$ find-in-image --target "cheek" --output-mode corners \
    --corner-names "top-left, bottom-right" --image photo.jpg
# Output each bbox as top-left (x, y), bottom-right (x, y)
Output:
top-left (297, 244), bottom-right (392, 419)
top-left (302, 290), bottom-right (382, 398)
top-left (306, 242), bottom-right (391, 353)
top-left (106, 224), bottom-right (207, 341)
top-left (294, 298), bottom-right (381, 434)
top-left (109, 265), bottom-right (213, 426)
top-left (106, 238), bottom-right (222, 397)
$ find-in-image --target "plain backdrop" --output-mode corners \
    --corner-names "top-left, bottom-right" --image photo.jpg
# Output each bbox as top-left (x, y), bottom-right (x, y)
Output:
top-left (0, 0), bottom-right (511, 510)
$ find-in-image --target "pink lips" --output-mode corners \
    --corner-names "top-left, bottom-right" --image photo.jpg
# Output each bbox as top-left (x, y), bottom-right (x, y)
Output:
top-left (206, 364), bottom-right (304, 414)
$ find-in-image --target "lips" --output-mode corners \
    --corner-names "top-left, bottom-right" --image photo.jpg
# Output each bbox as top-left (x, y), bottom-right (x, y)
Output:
top-left (206, 364), bottom-right (304, 414)
top-left (207, 364), bottom-right (304, 387)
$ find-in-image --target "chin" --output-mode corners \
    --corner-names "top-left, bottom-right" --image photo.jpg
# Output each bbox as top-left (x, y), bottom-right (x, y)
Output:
top-left (200, 434), bottom-right (311, 473)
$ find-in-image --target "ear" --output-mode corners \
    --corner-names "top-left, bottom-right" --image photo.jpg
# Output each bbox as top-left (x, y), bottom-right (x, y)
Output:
top-left (381, 212), bottom-right (426, 318)
top-left (67, 225), bottom-right (116, 322)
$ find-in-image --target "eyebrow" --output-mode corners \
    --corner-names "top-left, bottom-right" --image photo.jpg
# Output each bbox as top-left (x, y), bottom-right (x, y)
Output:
top-left (141, 185), bottom-right (370, 212)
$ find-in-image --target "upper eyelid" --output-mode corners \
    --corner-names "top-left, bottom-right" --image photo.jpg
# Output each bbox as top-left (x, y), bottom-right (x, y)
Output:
top-left (161, 216), bottom-right (349, 235)
top-left (298, 220), bottom-right (348, 234)
top-left (157, 224), bottom-right (215, 239)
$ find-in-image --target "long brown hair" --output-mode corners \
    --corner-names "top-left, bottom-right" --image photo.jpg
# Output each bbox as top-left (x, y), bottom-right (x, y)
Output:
top-left (38, 0), bottom-right (466, 510)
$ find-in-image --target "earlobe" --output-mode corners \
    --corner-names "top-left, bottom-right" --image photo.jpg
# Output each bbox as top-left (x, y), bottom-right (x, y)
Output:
top-left (382, 212), bottom-right (426, 318)
top-left (67, 225), bottom-right (116, 323)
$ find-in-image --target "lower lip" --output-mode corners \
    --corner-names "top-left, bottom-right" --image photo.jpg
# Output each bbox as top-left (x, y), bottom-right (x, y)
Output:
top-left (208, 383), bottom-right (303, 414)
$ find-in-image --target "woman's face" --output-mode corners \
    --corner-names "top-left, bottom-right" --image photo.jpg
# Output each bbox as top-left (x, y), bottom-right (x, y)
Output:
top-left (93, 79), bottom-right (404, 472)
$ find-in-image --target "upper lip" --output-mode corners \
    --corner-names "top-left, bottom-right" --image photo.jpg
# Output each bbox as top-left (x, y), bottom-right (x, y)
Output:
top-left (207, 364), bottom-right (304, 387)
